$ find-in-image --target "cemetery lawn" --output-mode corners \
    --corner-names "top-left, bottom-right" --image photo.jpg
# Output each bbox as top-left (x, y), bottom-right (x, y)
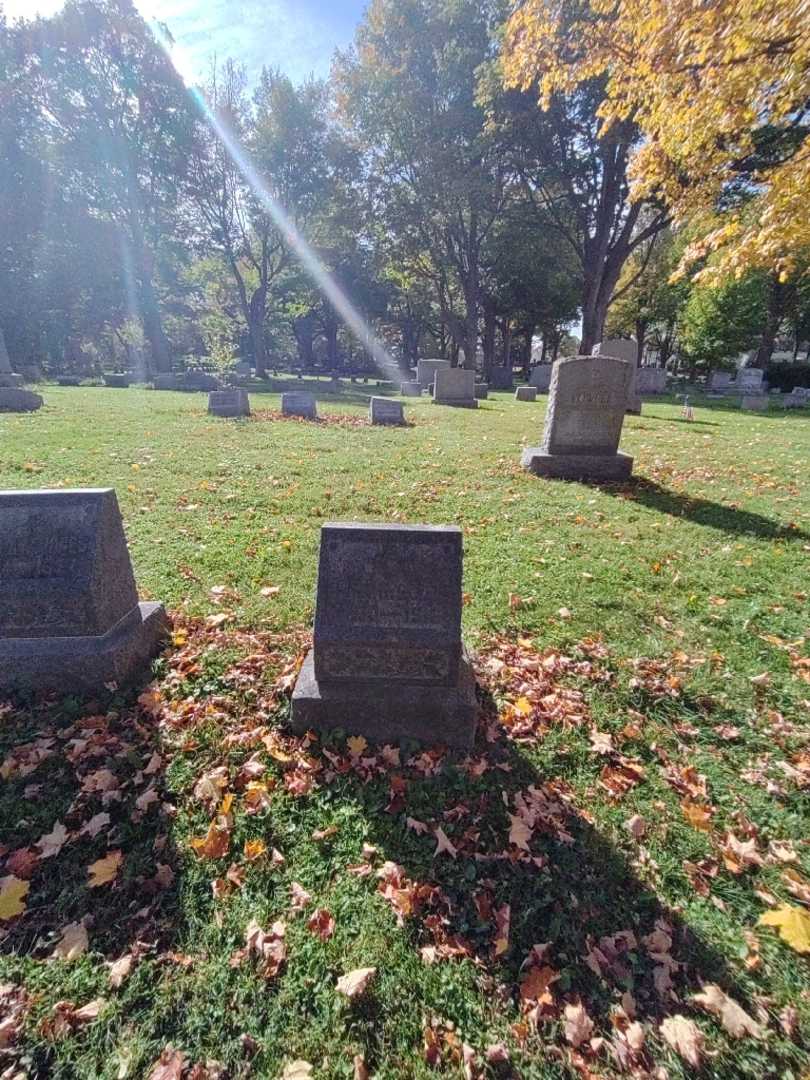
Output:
top-left (1, 383), bottom-right (810, 1080)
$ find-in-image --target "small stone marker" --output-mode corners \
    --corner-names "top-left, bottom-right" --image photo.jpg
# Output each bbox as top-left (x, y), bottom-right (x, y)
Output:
top-left (433, 367), bottom-right (478, 408)
top-left (369, 397), bottom-right (405, 425)
top-left (529, 366), bottom-right (551, 392)
top-left (515, 386), bottom-right (537, 402)
top-left (291, 522), bottom-right (478, 748)
top-left (401, 381), bottom-right (421, 397)
top-left (183, 370), bottom-right (222, 392)
top-left (709, 371), bottom-right (733, 392)
top-left (594, 339), bottom-right (641, 413)
top-left (741, 394), bottom-right (769, 412)
top-left (0, 488), bottom-right (167, 694)
top-left (153, 375), bottom-right (179, 391)
top-left (474, 382), bottom-right (489, 399)
top-left (281, 391), bottom-right (317, 419)
top-left (0, 388), bottom-right (43, 413)
top-left (208, 389), bottom-right (251, 417)
top-left (521, 355), bottom-right (634, 481)
top-left (739, 368), bottom-right (764, 391)
top-left (104, 374), bottom-right (130, 388)
top-left (57, 376), bottom-right (81, 387)
top-left (417, 358), bottom-right (451, 392)
top-left (0, 331), bottom-right (23, 388)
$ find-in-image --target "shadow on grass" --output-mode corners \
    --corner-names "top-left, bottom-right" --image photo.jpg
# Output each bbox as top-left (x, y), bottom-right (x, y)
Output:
top-left (616, 477), bottom-right (808, 542)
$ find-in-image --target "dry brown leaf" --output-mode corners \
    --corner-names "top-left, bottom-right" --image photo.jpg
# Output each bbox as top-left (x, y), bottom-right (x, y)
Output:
top-left (88, 849), bottom-right (123, 888)
top-left (52, 922), bottom-right (89, 961)
top-left (148, 1046), bottom-right (188, 1080)
top-left (336, 967), bottom-right (376, 1000)
top-left (563, 1002), bottom-right (594, 1048)
top-left (692, 984), bottom-right (762, 1038)
top-left (434, 827), bottom-right (457, 858)
top-left (660, 1015), bottom-right (704, 1068)
top-left (307, 908), bottom-right (336, 941)
top-left (0, 875), bottom-right (30, 921)
top-left (37, 821), bottom-right (69, 859)
top-left (109, 954), bottom-right (135, 988)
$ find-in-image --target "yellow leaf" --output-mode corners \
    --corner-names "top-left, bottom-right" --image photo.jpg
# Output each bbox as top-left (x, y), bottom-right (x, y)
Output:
top-left (244, 839), bottom-right (267, 862)
top-left (0, 875), bottom-right (30, 920)
top-left (88, 850), bottom-right (123, 888)
top-left (759, 904), bottom-right (810, 954)
top-left (513, 696), bottom-right (533, 717)
top-left (347, 735), bottom-right (368, 758)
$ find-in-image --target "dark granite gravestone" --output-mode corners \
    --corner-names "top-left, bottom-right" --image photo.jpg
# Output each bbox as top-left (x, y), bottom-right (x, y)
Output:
top-left (594, 339), bottom-right (641, 413)
top-left (521, 355), bottom-right (634, 481)
top-left (0, 389), bottom-right (43, 413)
top-left (104, 374), bottom-right (130, 388)
top-left (0, 330), bottom-right (24, 388)
top-left (291, 523), bottom-right (478, 748)
top-left (208, 389), bottom-right (251, 417)
top-left (182, 370), bottom-right (222, 392)
top-left (281, 391), bottom-right (317, 419)
top-left (401, 381), bottom-right (422, 397)
top-left (57, 377), bottom-right (82, 387)
top-left (416, 358), bottom-right (450, 392)
top-left (489, 367), bottom-right (514, 391)
top-left (0, 488), bottom-right (167, 694)
top-left (529, 366), bottom-right (552, 392)
top-left (515, 386), bottom-right (537, 402)
top-left (153, 375), bottom-right (179, 391)
top-left (474, 382), bottom-right (489, 399)
top-left (369, 397), bottom-right (405, 425)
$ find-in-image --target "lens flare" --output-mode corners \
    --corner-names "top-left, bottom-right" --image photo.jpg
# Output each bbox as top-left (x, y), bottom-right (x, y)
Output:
top-left (152, 25), bottom-right (400, 382)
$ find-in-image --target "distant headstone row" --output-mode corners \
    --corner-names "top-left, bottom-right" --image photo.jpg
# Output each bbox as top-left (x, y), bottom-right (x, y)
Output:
top-left (0, 329), bottom-right (43, 412)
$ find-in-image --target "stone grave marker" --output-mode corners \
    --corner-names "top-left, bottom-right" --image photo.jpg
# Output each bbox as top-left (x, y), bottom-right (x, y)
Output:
top-left (515, 386), bottom-right (537, 402)
top-left (183, 370), bottom-right (222, 392)
top-left (708, 371), bottom-right (733, 392)
top-left (153, 375), bottom-right (179, 391)
top-left (521, 355), bottom-right (633, 480)
top-left (417, 358), bottom-right (450, 392)
top-left (489, 367), bottom-right (514, 391)
top-left (104, 374), bottom-right (130, 388)
top-left (636, 368), bottom-right (667, 394)
top-left (57, 376), bottom-right (81, 387)
top-left (739, 368), bottom-right (764, 392)
top-left (0, 329), bottom-right (23, 388)
top-left (433, 367), bottom-right (478, 408)
top-left (282, 391), bottom-right (317, 419)
top-left (209, 389), bottom-right (251, 417)
top-left (741, 394), bottom-right (769, 412)
top-left (594, 339), bottom-right (641, 413)
top-left (474, 382), bottom-right (489, 399)
top-left (529, 366), bottom-right (552, 392)
top-left (0, 388), bottom-right (43, 413)
top-left (369, 397), bottom-right (405, 425)
top-left (0, 488), bottom-right (167, 694)
top-left (401, 381), bottom-right (421, 397)
top-left (291, 522), bottom-right (478, 748)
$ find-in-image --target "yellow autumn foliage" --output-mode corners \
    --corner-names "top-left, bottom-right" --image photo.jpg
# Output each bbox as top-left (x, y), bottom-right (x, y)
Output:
top-left (503, 0), bottom-right (810, 282)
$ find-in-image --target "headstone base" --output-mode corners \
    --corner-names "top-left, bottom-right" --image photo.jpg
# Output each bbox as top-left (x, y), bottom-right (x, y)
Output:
top-left (474, 383), bottom-right (489, 399)
top-left (0, 602), bottom-right (168, 695)
top-left (401, 381), bottom-right (421, 397)
top-left (741, 394), bottom-right (769, 412)
top-left (0, 389), bottom-right (43, 413)
top-left (432, 398), bottom-right (478, 409)
top-left (521, 448), bottom-right (633, 481)
top-left (291, 647), bottom-right (478, 750)
top-left (0, 374), bottom-right (24, 388)
top-left (626, 397), bottom-right (643, 415)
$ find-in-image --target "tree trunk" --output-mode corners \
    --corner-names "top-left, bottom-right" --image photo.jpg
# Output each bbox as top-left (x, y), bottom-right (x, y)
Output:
top-left (755, 276), bottom-right (785, 368)
top-left (635, 318), bottom-right (648, 367)
top-left (293, 316), bottom-right (315, 371)
top-left (500, 319), bottom-right (512, 370)
top-left (248, 285), bottom-right (268, 377)
top-left (481, 298), bottom-right (497, 380)
top-left (139, 274), bottom-right (171, 373)
top-left (325, 315), bottom-right (339, 371)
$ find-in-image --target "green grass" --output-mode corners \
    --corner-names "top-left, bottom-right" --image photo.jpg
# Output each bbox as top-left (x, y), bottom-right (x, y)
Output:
top-left (1, 383), bottom-right (809, 1079)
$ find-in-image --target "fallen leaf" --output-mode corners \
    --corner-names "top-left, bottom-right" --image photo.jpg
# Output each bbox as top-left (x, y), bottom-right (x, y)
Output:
top-left (0, 876), bottom-right (30, 920)
top-left (353, 1053), bottom-right (369, 1080)
top-left (290, 882), bottom-right (312, 911)
top-left (564, 1002), bottom-right (594, 1048)
top-left (692, 984), bottom-right (762, 1038)
top-left (80, 813), bottom-right (111, 839)
top-left (148, 1046), bottom-right (188, 1080)
top-left (508, 814), bottom-right (532, 851)
top-left (336, 967), bottom-right (376, 1000)
top-left (434, 827), bottom-right (457, 858)
top-left (660, 1015), bottom-right (704, 1068)
top-left (52, 922), bottom-right (89, 961)
top-left (282, 1063), bottom-right (313, 1080)
top-left (37, 821), bottom-right (69, 859)
top-left (244, 839), bottom-right (267, 862)
top-left (88, 850), bottom-right (123, 888)
top-left (759, 904), bottom-right (810, 954)
top-left (307, 908), bottom-right (336, 941)
top-left (681, 799), bottom-right (713, 832)
top-left (109, 954), bottom-right (134, 988)
top-left (625, 814), bottom-right (646, 839)
top-left (347, 735), bottom-right (368, 758)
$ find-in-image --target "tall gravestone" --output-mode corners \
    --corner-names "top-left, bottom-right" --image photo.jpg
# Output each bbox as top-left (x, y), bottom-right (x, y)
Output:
top-left (489, 367), bottom-right (514, 391)
top-left (595, 339), bottom-right (641, 413)
top-left (0, 489), bottom-right (167, 694)
top-left (738, 368), bottom-right (764, 392)
top-left (636, 368), bottom-right (667, 394)
top-left (0, 330), bottom-right (23, 387)
top-left (433, 367), bottom-right (478, 408)
top-left (0, 328), bottom-right (43, 412)
top-left (709, 371), bottom-right (733, 392)
top-left (529, 366), bottom-right (552, 392)
top-left (291, 523), bottom-right (478, 748)
top-left (521, 355), bottom-right (634, 481)
top-left (417, 358), bottom-right (450, 392)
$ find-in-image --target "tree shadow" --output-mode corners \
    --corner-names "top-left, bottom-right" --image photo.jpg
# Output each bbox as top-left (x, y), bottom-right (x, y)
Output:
top-left (313, 679), bottom-right (749, 1041)
top-left (613, 477), bottom-right (809, 542)
top-left (641, 415), bottom-right (721, 427)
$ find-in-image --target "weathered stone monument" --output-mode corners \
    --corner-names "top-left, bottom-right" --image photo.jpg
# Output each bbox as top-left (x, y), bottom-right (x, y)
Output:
top-left (741, 393), bottom-right (769, 412)
top-left (417, 358), bottom-right (451, 392)
top-left (0, 329), bottom-right (43, 412)
top-left (521, 355), bottom-right (634, 481)
top-left (636, 368), bottom-right (667, 394)
top-left (153, 375), bottom-right (179, 391)
top-left (291, 523), bottom-right (478, 748)
top-left (104, 373), bottom-right (131, 388)
top-left (474, 382), bottom-right (489, 399)
top-left (709, 371), bottom-right (734, 392)
top-left (529, 366), bottom-right (552, 392)
top-left (369, 397), bottom-right (405, 425)
top-left (515, 386), bottom-right (537, 402)
top-left (0, 489), bottom-right (167, 694)
top-left (209, 389), bottom-right (251, 417)
top-left (433, 367), bottom-right (478, 408)
top-left (183, 370), bottom-right (223, 392)
top-left (401, 381), bottom-right (421, 397)
top-left (489, 367), bottom-right (514, 391)
top-left (281, 391), bottom-right (317, 419)
top-left (738, 368), bottom-right (764, 392)
top-left (594, 339), bottom-right (641, 413)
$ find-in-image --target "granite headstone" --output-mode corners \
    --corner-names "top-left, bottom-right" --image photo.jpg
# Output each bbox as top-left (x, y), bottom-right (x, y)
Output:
top-left (529, 366), bottom-right (552, 392)
top-left (433, 367), bottom-right (478, 408)
top-left (515, 386), bottom-right (537, 402)
top-left (0, 388), bottom-right (43, 413)
top-left (594, 339), bottom-right (641, 413)
top-left (281, 391), bottom-right (317, 419)
top-left (474, 382), bottom-right (489, 399)
top-left (369, 397), bottom-right (405, 425)
top-left (208, 389), bottom-right (251, 417)
top-left (489, 367), bottom-right (514, 391)
top-left (521, 355), bottom-right (634, 480)
top-left (0, 488), bottom-right (167, 694)
top-left (291, 523), bottom-right (478, 748)
top-left (401, 381), bottom-right (422, 397)
top-left (417, 358), bottom-right (451, 392)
